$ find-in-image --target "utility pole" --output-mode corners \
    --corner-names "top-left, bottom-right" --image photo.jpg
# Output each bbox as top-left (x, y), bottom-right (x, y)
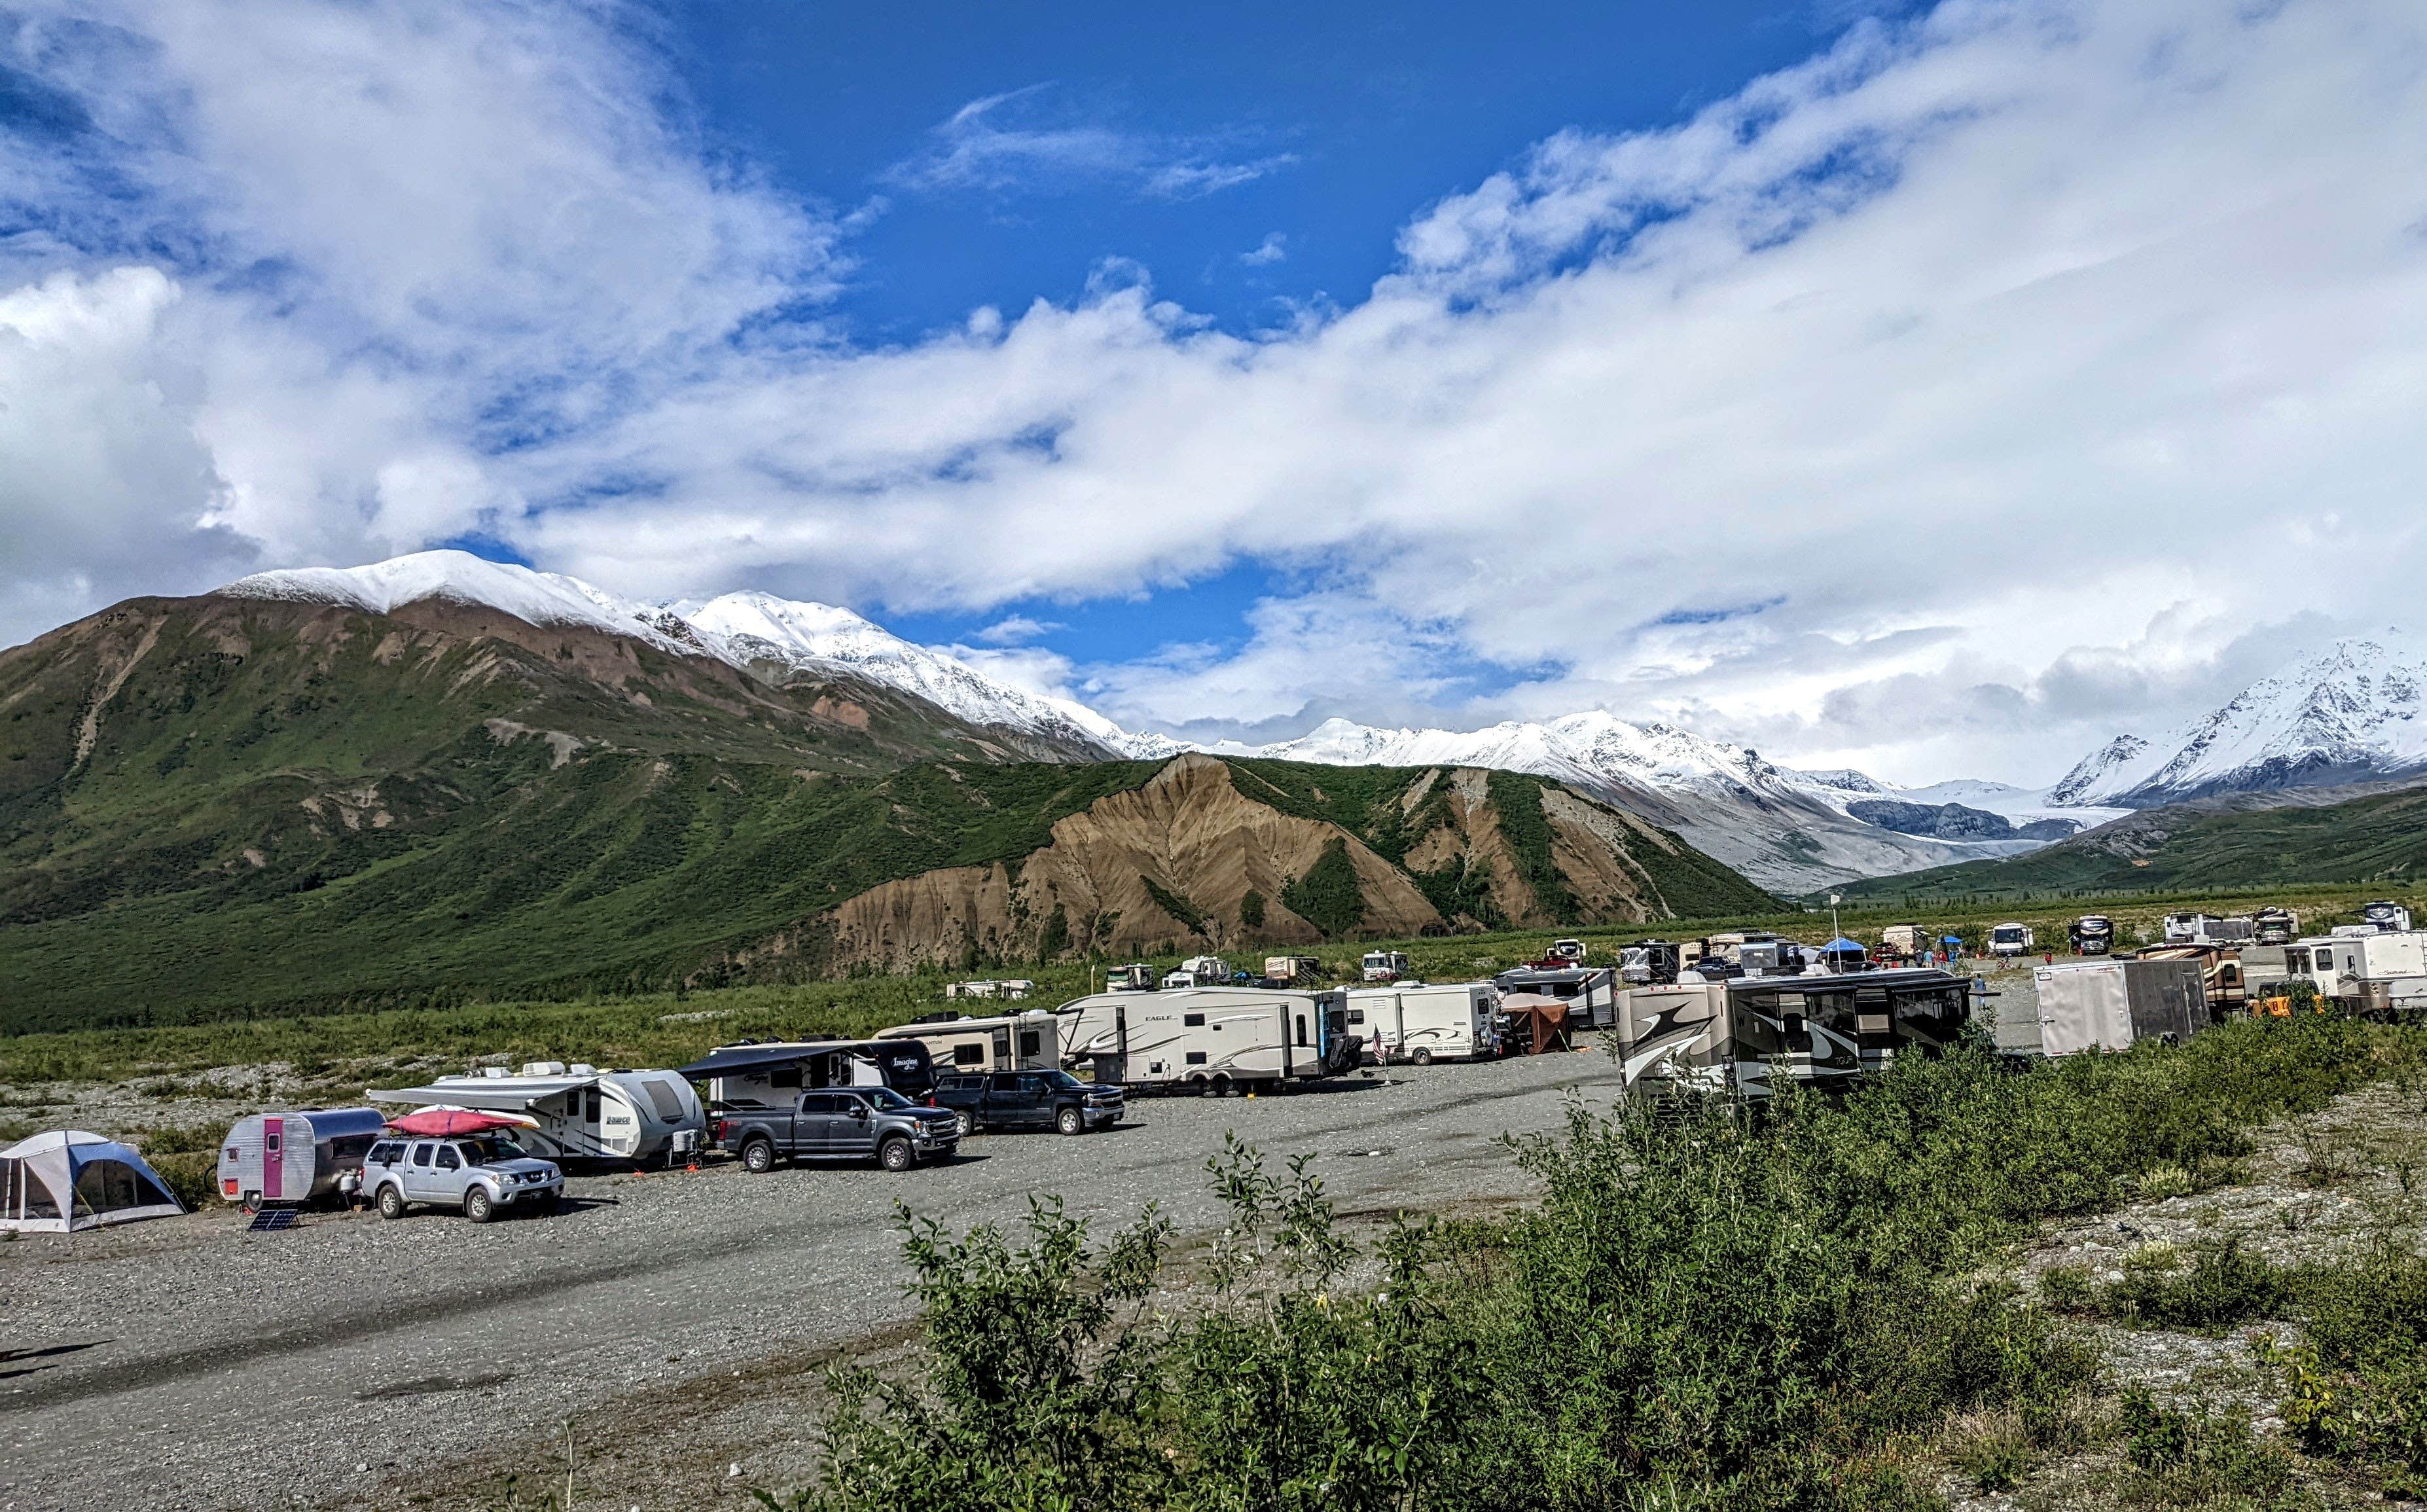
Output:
top-left (1828, 893), bottom-right (1842, 943)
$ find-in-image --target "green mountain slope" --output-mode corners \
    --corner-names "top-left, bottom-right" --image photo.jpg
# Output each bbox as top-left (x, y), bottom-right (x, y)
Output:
top-left (1831, 782), bottom-right (2427, 901)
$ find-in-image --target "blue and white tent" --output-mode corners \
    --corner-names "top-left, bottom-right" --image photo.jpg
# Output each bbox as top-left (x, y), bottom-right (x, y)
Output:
top-left (0, 1129), bottom-right (184, 1234)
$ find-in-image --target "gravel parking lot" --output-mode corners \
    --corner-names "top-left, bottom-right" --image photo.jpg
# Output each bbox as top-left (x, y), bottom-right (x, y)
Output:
top-left (2, 1047), bottom-right (1629, 1512)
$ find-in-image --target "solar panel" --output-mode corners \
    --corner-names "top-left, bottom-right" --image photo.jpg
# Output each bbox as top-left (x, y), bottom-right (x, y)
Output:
top-left (245, 1208), bottom-right (300, 1233)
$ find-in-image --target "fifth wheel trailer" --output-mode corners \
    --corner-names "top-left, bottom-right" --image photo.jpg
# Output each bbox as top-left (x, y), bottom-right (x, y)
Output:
top-left (1056, 987), bottom-right (1360, 1092)
top-left (1346, 982), bottom-right (1499, 1064)
top-left (2031, 958), bottom-right (2208, 1056)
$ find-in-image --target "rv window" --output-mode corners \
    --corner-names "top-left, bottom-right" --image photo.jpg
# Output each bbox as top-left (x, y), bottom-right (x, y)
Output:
top-left (1296, 1015), bottom-right (1309, 1046)
top-left (1019, 1030), bottom-right (1041, 1056)
top-left (583, 1089), bottom-right (603, 1122)
top-left (954, 1045), bottom-right (985, 1066)
top-left (225, 1145), bottom-right (240, 1162)
top-left (769, 1066), bottom-right (803, 1090)
top-left (1183, 1013), bottom-right (1206, 1027)
top-left (266, 1131), bottom-right (280, 1153)
top-left (410, 1143), bottom-right (435, 1168)
top-left (1185, 1052), bottom-right (1208, 1066)
top-left (1347, 1009), bottom-right (1365, 1026)
top-left (435, 1147), bottom-right (460, 1171)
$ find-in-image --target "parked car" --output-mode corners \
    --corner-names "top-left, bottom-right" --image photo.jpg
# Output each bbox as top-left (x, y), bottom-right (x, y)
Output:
top-left (715, 1086), bottom-right (960, 1172)
top-left (929, 1070), bottom-right (1125, 1136)
top-left (361, 1135), bottom-right (564, 1222)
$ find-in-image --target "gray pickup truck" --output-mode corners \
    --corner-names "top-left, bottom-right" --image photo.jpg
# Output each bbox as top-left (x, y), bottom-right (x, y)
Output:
top-left (361, 1136), bottom-right (564, 1222)
top-left (715, 1085), bottom-right (960, 1172)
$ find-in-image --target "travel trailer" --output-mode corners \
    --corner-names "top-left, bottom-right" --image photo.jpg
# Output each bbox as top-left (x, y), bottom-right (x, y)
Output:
top-left (2252, 907), bottom-right (2300, 946)
top-left (1263, 956), bottom-right (1324, 986)
top-left (1494, 964), bottom-right (1619, 1029)
top-left (2130, 945), bottom-right (2246, 1013)
top-left (2290, 931), bottom-right (2427, 1003)
top-left (1736, 938), bottom-right (1808, 978)
top-left (2068, 915), bottom-right (2115, 956)
top-left (1057, 987), bottom-right (1360, 1092)
top-left (944, 979), bottom-right (1033, 1001)
top-left (2163, 912), bottom-right (2220, 945)
top-left (2364, 900), bottom-right (2415, 933)
top-left (1611, 968), bottom-right (1971, 1101)
top-left (1878, 924), bottom-right (1932, 963)
top-left (678, 1039), bottom-right (937, 1108)
top-left (366, 1064), bottom-right (704, 1164)
top-left (1179, 955), bottom-right (1231, 985)
top-left (215, 1107), bottom-right (387, 1212)
top-left (876, 1012), bottom-right (1061, 1075)
top-left (2032, 958), bottom-right (2208, 1056)
top-left (1106, 962), bottom-right (1159, 992)
top-left (1618, 941), bottom-right (1682, 986)
top-left (1549, 939), bottom-right (1587, 963)
top-left (1987, 922), bottom-right (2036, 958)
top-left (1348, 982), bottom-right (1499, 1063)
top-left (1360, 949), bottom-right (1412, 982)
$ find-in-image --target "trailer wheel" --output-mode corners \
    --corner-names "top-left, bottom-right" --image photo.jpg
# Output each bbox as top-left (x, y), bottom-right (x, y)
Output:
top-left (1212, 1074), bottom-right (1238, 1099)
top-left (376, 1185), bottom-right (406, 1221)
top-left (1410, 1047), bottom-right (1433, 1066)
top-left (1190, 1075), bottom-right (1212, 1096)
top-left (741, 1138), bottom-right (776, 1174)
top-left (1056, 1106), bottom-right (1085, 1136)
top-left (238, 1192), bottom-right (262, 1215)
top-left (463, 1187), bottom-right (494, 1225)
top-left (878, 1136), bottom-right (914, 1172)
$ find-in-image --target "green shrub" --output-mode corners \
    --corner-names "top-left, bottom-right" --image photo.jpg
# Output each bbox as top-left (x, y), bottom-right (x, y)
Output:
top-left (2105, 1237), bottom-right (2292, 1334)
top-left (1280, 840), bottom-right (1367, 939)
top-left (2265, 1240), bottom-right (2427, 1492)
top-left (2114, 1388), bottom-right (2303, 1509)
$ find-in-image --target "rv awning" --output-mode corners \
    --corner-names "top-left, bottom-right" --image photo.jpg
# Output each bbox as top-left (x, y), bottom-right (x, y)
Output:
top-left (365, 1078), bottom-right (593, 1112)
top-left (675, 1043), bottom-right (858, 1080)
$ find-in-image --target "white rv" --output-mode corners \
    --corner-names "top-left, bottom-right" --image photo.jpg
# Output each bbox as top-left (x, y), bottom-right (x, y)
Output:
top-left (1359, 949), bottom-right (1411, 982)
top-left (2363, 900), bottom-right (2415, 933)
top-left (1179, 955), bottom-right (1232, 984)
top-left (876, 1011), bottom-right (1062, 1075)
top-left (1057, 987), bottom-right (1359, 1092)
top-left (367, 1064), bottom-right (703, 1164)
top-left (1106, 962), bottom-right (1159, 992)
top-left (1348, 982), bottom-right (1499, 1064)
top-left (2290, 931), bottom-right (2427, 1001)
top-left (2163, 912), bottom-right (2220, 945)
top-left (1494, 965), bottom-right (1619, 1028)
top-left (1987, 922), bottom-right (2036, 958)
top-left (675, 1039), bottom-right (935, 1109)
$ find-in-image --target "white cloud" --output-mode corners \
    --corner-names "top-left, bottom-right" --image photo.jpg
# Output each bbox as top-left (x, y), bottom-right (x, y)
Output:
top-left (973, 614), bottom-right (1062, 645)
top-left (8, 0), bottom-right (2427, 786)
top-left (1240, 232), bottom-right (1289, 266)
top-left (888, 85), bottom-right (1293, 200)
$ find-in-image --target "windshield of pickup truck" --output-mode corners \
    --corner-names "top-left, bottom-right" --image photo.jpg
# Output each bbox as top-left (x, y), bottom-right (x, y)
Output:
top-left (859, 1087), bottom-right (913, 1110)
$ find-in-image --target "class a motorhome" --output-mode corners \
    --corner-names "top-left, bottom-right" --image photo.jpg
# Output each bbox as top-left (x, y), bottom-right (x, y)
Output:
top-left (2129, 944), bottom-right (2246, 1011)
top-left (1493, 964), bottom-right (1619, 1029)
top-left (1987, 922), bottom-right (2036, 958)
top-left (1549, 938), bottom-right (1587, 963)
top-left (1057, 987), bottom-right (1359, 1092)
top-left (677, 1039), bottom-right (937, 1112)
top-left (2363, 900), bottom-right (2415, 933)
top-left (1617, 941), bottom-right (1682, 986)
top-left (875, 1011), bottom-right (1062, 1075)
top-left (1613, 969), bottom-right (1971, 1101)
top-left (1360, 949), bottom-right (1411, 982)
top-left (2032, 958), bottom-right (2208, 1056)
top-left (1347, 982), bottom-right (1499, 1064)
top-left (367, 1064), bottom-right (704, 1163)
top-left (2252, 907), bottom-right (2299, 946)
top-left (2068, 915), bottom-right (2115, 956)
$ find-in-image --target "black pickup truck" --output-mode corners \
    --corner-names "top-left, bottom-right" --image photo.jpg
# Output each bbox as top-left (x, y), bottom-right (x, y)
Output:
top-left (713, 1086), bottom-right (960, 1172)
top-left (929, 1070), bottom-right (1125, 1136)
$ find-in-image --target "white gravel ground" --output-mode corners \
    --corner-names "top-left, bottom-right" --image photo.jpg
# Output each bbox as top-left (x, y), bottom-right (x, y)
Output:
top-left (1, 1047), bottom-right (1627, 1512)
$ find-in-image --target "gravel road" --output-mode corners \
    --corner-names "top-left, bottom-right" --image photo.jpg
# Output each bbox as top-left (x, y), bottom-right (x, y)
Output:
top-left (2, 1047), bottom-right (1627, 1512)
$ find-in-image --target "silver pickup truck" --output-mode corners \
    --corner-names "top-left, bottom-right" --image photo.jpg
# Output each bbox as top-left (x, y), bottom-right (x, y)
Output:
top-left (362, 1136), bottom-right (564, 1222)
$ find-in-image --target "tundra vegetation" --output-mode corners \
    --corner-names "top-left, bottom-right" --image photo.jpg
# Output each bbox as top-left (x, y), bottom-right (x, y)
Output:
top-left (766, 1014), bottom-right (2427, 1512)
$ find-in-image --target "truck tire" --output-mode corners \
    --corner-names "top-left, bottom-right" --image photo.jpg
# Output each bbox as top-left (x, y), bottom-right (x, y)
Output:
top-left (377, 1184), bottom-right (406, 1221)
top-left (742, 1138), bottom-right (776, 1174)
top-left (954, 1111), bottom-right (973, 1138)
top-left (1411, 1047), bottom-right (1433, 1066)
top-left (878, 1136), bottom-right (914, 1172)
top-left (464, 1187), bottom-right (494, 1224)
top-left (1056, 1106), bottom-right (1084, 1136)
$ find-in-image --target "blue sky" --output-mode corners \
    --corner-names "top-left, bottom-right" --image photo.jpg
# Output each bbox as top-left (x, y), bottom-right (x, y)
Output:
top-left (3, 0), bottom-right (2424, 782)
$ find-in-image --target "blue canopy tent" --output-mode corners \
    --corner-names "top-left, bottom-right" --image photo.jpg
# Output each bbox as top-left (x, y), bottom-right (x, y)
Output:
top-left (0, 1129), bottom-right (184, 1234)
top-left (1819, 937), bottom-right (1868, 971)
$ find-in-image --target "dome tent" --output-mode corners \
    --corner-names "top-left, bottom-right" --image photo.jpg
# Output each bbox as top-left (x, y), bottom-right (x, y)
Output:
top-left (0, 1129), bottom-right (184, 1234)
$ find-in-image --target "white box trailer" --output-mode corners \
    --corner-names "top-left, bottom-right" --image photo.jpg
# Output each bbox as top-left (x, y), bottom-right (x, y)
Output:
top-left (1347, 982), bottom-right (1499, 1064)
top-left (215, 1106), bottom-right (387, 1210)
top-left (2032, 958), bottom-right (2208, 1056)
top-left (1056, 986), bottom-right (1359, 1092)
top-left (876, 1011), bottom-right (1062, 1075)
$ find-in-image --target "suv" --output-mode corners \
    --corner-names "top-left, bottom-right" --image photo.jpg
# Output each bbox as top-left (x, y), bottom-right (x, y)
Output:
top-left (715, 1085), bottom-right (960, 1172)
top-left (362, 1136), bottom-right (564, 1223)
top-left (931, 1070), bottom-right (1125, 1136)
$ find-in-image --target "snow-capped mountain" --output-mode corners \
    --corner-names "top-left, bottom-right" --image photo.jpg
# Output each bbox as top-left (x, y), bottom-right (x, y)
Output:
top-left (2051, 634), bottom-right (2427, 807)
top-left (217, 550), bottom-right (2076, 891)
top-left (225, 552), bottom-right (1176, 761)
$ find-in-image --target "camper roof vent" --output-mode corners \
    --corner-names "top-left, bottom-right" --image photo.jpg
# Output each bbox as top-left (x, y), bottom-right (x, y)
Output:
top-left (569, 1063), bottom-right (598, 1076)
top-left (482, 1066), bottom-right (509, 1078)
top-left (522, 1061), bottom-right (567, 1076)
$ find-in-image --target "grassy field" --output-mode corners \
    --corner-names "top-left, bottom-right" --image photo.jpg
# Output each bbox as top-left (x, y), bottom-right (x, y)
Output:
top-left (8, 878), bottom-right (2418, 1090)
